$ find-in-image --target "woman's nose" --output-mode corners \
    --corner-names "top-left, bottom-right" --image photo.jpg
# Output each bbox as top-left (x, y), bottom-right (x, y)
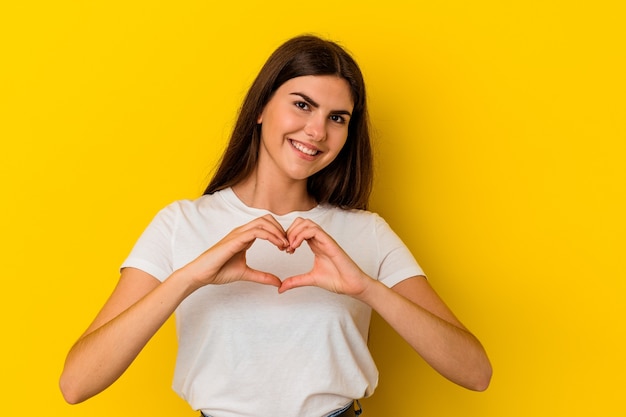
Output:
top-left (304, 115), bottom-right (326, 141)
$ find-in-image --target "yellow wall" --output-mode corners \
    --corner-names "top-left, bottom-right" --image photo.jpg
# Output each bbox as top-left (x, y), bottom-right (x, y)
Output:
top-left (2, 1), bottom-right (624, 416)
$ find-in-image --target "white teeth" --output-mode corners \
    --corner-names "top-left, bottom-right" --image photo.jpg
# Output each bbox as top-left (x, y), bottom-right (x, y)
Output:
top-left (291, 140), bottom-right (319, 156)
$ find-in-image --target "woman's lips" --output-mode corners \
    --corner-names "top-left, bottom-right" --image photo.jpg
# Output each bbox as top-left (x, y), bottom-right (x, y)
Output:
top-left (289, 139), bottom-right (321, 156)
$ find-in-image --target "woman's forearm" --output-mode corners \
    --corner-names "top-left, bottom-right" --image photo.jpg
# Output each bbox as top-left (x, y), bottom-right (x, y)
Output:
top-left (356, 278), bottom-right (492, 391)
top-left (59, 270), bottom-right (196, 404)
top-left (60, 216), bottom-right (288, 404)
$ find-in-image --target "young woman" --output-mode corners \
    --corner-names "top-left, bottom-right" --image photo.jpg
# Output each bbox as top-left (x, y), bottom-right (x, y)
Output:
top-left (60, 35), bottom-right (492, 417)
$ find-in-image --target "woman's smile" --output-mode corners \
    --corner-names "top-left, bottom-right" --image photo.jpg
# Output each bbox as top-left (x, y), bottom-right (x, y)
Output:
top-left (289, 139), bottom-right (321, 157)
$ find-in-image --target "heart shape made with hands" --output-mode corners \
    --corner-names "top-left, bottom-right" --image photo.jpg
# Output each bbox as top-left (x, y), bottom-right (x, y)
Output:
top-left (241, 220), bottom-right (362, 295)
top-left (241, 227), bottom-right (318, 292)
top-left (200, 215), bottom-right (364, 296)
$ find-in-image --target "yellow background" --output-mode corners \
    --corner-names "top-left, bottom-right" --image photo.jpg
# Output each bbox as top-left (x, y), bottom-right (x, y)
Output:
top-left (2, 1), bottom-right (624, 416)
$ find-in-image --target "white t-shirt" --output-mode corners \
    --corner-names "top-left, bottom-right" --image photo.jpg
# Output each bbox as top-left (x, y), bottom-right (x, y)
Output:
top-left (122, 188), bottom-right (424, 417)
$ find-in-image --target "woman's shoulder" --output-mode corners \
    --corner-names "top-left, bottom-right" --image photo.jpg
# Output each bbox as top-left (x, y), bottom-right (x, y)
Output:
top-left (146, 194), bottom-right (221, 225)
top-left (157, 189), bottom-right (258, 227)
top-left (162, 190), bottom-right (229, 211)
top-left (322, 204), bottom-right (380, 218)
top-left (319, 205), bottom-right (387, 231)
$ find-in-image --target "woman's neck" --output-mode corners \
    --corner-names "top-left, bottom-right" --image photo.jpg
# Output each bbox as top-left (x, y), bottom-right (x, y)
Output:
top-left (232, 175), bottom-right (317, 215)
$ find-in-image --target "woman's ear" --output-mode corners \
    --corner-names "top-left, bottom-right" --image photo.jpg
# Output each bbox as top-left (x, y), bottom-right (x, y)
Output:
top-left (257, 113), bottom-right (263, 124)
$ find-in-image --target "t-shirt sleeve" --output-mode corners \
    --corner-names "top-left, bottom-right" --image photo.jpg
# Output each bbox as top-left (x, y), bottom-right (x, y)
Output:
top-left (120, 202), bottom-right (179, 282)
top-left (374, 214), bottom-right (425, 288)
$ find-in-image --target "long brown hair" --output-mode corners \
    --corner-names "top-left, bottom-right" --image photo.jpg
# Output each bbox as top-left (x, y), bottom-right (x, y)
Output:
top-left (204, 35), bottom-right (373, 210)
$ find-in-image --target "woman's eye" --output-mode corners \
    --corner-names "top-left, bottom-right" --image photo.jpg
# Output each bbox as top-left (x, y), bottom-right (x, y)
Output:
top-left (330, 114), bottom-right (346, 124)
top-left (295, 101), bottom-right (309, 110)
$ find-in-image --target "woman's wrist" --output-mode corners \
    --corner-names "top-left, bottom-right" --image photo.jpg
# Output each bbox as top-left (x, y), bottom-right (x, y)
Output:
top-left (352, 276), bottom-right (386, 305)
top-left (167, 267), bottom-right (207, 298)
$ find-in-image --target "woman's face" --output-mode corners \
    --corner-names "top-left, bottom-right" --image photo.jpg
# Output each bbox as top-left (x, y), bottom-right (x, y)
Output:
top-left (256, 75), bottom-right (354, 183)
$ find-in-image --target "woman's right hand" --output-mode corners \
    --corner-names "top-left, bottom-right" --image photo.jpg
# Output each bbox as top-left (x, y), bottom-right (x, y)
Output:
top-left (181, 214), bottom-right (288, 289)
top-left (60, 214), bottom-right (287, 404)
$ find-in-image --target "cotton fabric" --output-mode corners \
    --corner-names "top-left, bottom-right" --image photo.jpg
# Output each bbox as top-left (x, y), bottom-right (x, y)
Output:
top-left (121, 188), bottom-right (424, 417)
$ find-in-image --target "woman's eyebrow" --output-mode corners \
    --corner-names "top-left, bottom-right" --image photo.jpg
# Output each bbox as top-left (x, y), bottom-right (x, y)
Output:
top-left (290, 92), bottom-right (352, 116)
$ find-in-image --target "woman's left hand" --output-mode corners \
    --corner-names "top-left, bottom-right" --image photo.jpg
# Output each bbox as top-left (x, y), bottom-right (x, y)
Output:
top-left (278, 217), bottom-right (371, 295)
top-left (278, 219), bottom-right (493, 391)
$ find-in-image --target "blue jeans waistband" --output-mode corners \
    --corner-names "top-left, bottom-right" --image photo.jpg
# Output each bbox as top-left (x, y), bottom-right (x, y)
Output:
top-left (199, 400), bottom-right (362, 417)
